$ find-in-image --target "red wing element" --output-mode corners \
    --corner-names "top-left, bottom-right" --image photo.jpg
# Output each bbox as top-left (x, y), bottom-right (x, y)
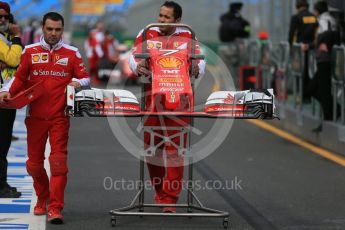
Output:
top-left (0, 81), bottom-right (45, 109)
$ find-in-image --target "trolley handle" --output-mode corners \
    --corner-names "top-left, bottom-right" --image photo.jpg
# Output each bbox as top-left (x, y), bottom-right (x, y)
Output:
top-left (134, 53), bottom-right (151, 60)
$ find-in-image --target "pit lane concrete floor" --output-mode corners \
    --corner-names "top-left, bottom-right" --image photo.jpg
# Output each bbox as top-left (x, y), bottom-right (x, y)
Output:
top-left (46, 87), bottom-right (345, 230)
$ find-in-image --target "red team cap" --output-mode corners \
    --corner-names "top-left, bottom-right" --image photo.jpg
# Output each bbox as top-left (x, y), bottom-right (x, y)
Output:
top-left (0, 1), bottom-right (10, 14)
top-left (258, 31), bottom-right (269, 40)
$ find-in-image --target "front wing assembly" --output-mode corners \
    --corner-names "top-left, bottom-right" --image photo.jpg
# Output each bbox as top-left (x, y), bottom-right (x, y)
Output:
top-left (66, 86), bottom-right (278, 119)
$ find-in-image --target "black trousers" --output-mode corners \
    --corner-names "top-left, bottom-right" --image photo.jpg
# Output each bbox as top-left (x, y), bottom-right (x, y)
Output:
top-left (307, 62), bottom-right (334, 120)
top-left (0, 108), bottom-right (16, 188)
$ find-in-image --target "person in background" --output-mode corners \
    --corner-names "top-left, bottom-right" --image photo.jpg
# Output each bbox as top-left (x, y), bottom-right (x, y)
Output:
top-left (258, 31), bottom-right (270, 66)
top-left (102, 30), bottom-right (120, 64)
top-left (0, 1), bottom-right (22, 199)
top-left (97, 30), bottom-right (120, 81)
top-left (84, 22), bottom-right (105, 85)
top-left (306, 0), bottom-right (340, 124)
top-left (22, 18), bottom-right (41, 46)
top-left (8, 13), bottom-right (20, 142)
top-left (219, 2), bottom-right (250, 42)
top-left (288, 0), bottom-right (318, 102)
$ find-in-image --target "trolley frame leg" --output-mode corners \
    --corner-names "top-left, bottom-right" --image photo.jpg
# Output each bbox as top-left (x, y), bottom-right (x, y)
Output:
top-left (109, 156), bottom-right (229, 228)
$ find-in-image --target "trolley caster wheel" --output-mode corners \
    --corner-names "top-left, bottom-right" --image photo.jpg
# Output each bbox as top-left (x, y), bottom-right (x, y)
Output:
top-left (223, 218), bottom-right (229, 229)
top-left (110, 217), bottom-right (116, 227)
top-left (139, 208), bottom-right (144, 218)
top-left (187, 209), bottom-right (193, 219)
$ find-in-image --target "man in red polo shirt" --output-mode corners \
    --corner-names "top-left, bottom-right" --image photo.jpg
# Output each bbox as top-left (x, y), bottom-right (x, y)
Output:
top-left (129, 1), bottom-right (205, 213)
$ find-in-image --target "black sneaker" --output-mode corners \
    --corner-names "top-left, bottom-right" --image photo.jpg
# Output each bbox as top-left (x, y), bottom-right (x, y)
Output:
top-left (0, 187), bottom-right (21, 198)
top-left (4, 183), bottom-right (18, 192)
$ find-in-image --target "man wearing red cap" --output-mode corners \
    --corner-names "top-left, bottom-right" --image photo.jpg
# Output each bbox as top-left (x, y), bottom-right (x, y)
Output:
top-left (0, 1), bottom-right (23, 198)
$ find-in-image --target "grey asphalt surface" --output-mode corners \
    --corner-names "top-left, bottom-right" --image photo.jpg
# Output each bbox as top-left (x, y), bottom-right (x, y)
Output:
top-left (46, 39), bottom-right (345, 229)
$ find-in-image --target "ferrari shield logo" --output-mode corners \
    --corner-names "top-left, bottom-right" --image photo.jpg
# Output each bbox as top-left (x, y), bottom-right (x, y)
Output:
top-left (170, 92), bottom-right (176, 103)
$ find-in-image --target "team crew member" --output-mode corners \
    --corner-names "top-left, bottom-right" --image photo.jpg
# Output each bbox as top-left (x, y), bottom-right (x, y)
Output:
top-left (219, 2), bottom-right (250, 42)
top-left (129, 1), bottom-right (205, 213)
top-left (307, 1), bottom-right (340, 122)
top-left (0, 12), bottom-right (90, 224)
top-left (0, 1), bottom-right (22, 198)
top-left (288, 0), bottom-right (318, 101)
top-left (288, 0), bottom-right (318, 46)
top-left (84, 22), bottom-right (105, 84)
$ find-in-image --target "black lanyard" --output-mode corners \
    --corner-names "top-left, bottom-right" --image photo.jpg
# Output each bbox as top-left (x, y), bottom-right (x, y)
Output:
top-left (0, 74), bottom-right (3, 88)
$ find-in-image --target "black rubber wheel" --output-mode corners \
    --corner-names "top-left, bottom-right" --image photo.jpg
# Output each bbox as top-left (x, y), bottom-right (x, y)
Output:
top-left (187, 209), bottom-right (193, 219)
top-left (110, 217), bottom-right (116, 227)
top-left (223, 218), bottom-right (229, 229)
top-left (139, 208), bottom-right (144, 218)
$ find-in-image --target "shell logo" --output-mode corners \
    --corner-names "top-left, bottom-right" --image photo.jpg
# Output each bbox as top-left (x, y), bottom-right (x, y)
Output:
top-left (147, 42), bottom-right (154, 49)
top-left (158, 57), bottom-right (183, 69)
top-left (32, 55), bottom-right (40, 63)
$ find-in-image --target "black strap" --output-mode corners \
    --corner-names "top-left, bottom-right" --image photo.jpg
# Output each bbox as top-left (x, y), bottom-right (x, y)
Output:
top-left (0, 74), bottom-right (3, 88)
top-left (328, 21), bottom-right (332, 31)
